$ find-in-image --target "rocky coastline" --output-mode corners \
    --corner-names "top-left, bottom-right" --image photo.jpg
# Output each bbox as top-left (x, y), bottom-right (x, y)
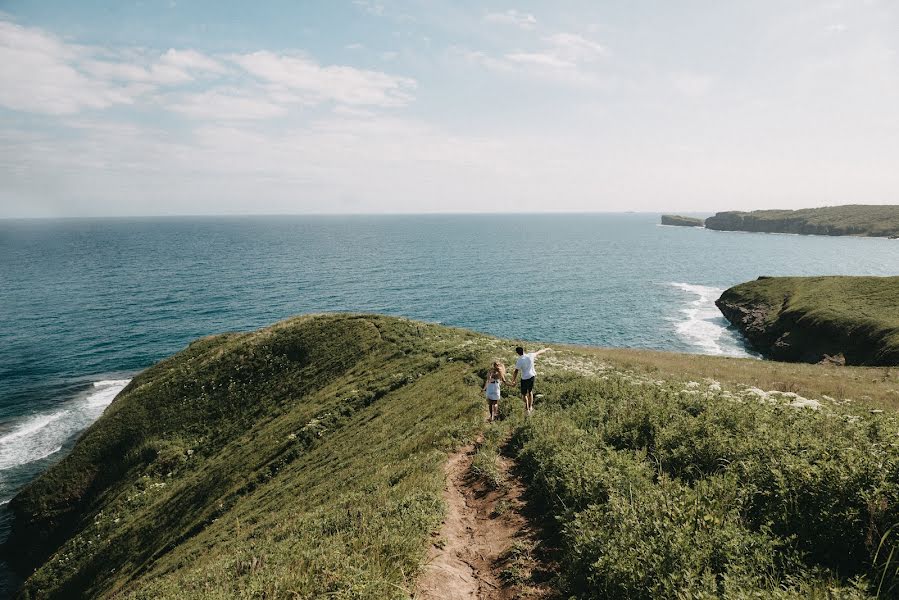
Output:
top-left (716, 276), bottom-right (899, 366)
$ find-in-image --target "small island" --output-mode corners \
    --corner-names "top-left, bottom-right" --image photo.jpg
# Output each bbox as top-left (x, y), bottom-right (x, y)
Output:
top-left (705, 204), bottom-right (899, 238)
top-left (717, 276), bottom-right (899, 365)
top-left (661, 214), bottom-right (705, 227)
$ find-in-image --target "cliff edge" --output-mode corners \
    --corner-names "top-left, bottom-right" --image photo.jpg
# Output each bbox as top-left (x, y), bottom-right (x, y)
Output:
top-left (716, 276), bottom-right (899, 365)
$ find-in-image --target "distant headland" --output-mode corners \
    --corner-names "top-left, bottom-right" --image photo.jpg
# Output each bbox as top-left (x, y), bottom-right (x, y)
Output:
top-left (661, 205), bottom-right (899, 238)
top-left (660, 214), bottom-right (704, 227)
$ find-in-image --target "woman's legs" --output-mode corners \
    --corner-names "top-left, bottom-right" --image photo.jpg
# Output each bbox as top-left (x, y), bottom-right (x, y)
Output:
top-left (488, 400), bottom-right (498, 422)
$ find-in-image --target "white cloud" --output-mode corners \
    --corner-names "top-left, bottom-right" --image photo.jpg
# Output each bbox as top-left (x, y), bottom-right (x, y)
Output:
top-left (160, 48), bottom-right (226, 74)
top-left (231, 51), bottom-right (416, 106)
top-left (81, 58), bottom-right (192, 85)
top-left (544, 33), bottom-right (607, 62)
top-left (0, 17), bottom-right (416, 120)
top-left (505, 52), bottom-right (574, 69)
top-left (452, 31), bottom-right (608, 87)
top-left (484, 10), bottom-right (537, 30)
top-left (166, 89), bottom-right (288, 120)
top-left (82, 49), bottom-right (224, 84)
top-left (0, 20), bottom-right (140, 114)
top-left (0, 19), bottom-right (230, 115)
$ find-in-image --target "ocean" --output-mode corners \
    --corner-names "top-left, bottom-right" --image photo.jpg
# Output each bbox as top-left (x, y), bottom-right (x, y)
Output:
top-left (1, 213), bottom-right (898, 591)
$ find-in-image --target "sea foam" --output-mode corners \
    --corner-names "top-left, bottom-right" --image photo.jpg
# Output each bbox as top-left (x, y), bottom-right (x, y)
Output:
top-left (669, 282), bottom-right (755, 358)
top-left (0, 379), bottom-right (130, 472)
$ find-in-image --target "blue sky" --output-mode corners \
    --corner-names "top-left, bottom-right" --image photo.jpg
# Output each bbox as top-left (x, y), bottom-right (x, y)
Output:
top-left (1, 1), bottom-right (897, 217)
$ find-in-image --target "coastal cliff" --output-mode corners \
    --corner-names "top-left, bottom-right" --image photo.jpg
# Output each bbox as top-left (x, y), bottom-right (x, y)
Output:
top-left (716, 276), bottom-right (899, 365)
top-left (705, 205), bottom-right (899, 238)
top-left (661, 214), bottom-right (704, 227)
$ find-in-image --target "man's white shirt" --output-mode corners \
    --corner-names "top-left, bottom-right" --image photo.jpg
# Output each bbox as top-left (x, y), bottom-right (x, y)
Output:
top-left (516, 353), bottom-right (537, 379)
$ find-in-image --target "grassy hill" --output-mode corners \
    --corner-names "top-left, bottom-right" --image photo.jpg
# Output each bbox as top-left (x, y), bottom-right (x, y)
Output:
top-left (704, 205), bottom-right (899, 237)
top-left (6, 314), bottom-right (899, 598)
top-left (717, 276), bottom-right (899, 365)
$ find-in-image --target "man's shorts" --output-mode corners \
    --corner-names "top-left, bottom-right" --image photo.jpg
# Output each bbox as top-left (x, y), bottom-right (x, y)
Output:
top-left (520, 376), bottom-right (535, 395)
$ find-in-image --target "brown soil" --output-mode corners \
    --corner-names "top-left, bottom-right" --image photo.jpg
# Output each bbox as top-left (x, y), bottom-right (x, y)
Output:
top-left (413, 440), bottom-right (554, 600)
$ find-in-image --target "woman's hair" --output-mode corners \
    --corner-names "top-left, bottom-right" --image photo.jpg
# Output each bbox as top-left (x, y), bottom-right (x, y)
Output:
top-left (491, 361), bottom-right (506, 381)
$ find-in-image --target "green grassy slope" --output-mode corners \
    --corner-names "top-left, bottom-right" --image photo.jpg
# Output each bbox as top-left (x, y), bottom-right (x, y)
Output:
top-left (705, 205), bottom-right (899, 237)
top-left (716, 276), bottom-right (899, 365)
top-left (7, 315), bottom-right (489, 599)
top-left (8, 314), bottom-right (899, 599)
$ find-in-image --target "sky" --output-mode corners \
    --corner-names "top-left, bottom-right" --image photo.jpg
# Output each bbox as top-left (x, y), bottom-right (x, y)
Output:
top-left (0, 1), bottom-right (897, 217)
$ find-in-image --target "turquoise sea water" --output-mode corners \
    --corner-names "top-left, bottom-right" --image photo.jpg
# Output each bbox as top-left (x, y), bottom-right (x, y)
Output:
top-left (1, 213), bottom-right (898, 591)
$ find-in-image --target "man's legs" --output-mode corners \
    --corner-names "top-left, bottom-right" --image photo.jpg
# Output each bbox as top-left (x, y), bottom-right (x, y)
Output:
top-left (520, 377), bottom-right (536, 413)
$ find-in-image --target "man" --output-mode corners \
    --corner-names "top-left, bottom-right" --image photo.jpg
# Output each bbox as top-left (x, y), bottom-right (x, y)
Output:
top-left (511, 346), bottom-right (551, 414)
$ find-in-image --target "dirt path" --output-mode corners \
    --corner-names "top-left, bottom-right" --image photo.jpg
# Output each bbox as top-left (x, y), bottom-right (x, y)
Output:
top-left (413, 440), bottom-right (552, 600)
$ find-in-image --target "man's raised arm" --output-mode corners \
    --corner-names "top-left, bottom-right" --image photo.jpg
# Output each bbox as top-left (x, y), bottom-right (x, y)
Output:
top-left (534, 347), bottom-right (552, 357)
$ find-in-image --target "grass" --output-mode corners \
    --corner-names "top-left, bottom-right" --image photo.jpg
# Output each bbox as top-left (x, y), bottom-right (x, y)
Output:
top-left (9, 315), bottom-right (487, 599)
top-left (704, 204), bottom-right (899, 237)
top-left (718, 276), bottom-right (899, 365)
top-left (511, 372), bottom-right (899, 599)
top-left (8, 314), bottom-right (899, 598)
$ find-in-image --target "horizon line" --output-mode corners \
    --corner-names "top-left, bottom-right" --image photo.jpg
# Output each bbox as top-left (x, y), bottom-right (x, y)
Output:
top-left (0, 210), bottom-right (718, 221)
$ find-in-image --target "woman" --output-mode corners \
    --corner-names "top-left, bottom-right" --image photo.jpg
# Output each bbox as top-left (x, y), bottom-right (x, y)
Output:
top-left (482, 361), bottom-right (509, 422)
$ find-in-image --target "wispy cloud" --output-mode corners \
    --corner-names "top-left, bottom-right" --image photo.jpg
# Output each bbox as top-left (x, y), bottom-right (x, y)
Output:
top-left (544, 33), bottom-right (607, 62)
top-left (231, 51), bottom-right (416, 107)
top-left (483, 10), bottom-right (537, 30)
top-left (505, 52), bottom-right (574, 69)
top-left (166, 88), bottom-right (289, 120)
top-left (0, 17), bottom-right (417, 120)
top-left (452, 29), bottom-right (608, 87)
top-left (0, 20), bottom-right (141, 114)
top-left (160, 48), bottom-right (226, 74)
top-left (0, 19), bottom-right (229, 114)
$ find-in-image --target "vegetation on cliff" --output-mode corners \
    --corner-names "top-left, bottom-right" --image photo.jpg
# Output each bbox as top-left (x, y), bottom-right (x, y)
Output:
top-left (6, 315), bottom-right (486, 599)
top-left (717, 276), bottom-right (899, 366)
top-left (704, 205), bottom-right (899, 237)
top-left (7, 314), bottom-right (899, 598)
top-left (661, 214), bottom-right (705, 227)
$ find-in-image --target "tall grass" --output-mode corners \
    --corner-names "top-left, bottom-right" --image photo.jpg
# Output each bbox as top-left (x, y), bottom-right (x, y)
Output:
top-left (512, 374), bottom-right (899, 599)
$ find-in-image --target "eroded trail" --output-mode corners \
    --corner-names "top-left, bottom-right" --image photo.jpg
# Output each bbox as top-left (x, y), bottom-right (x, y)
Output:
top-left (414, 439), bottom-right (552, 600)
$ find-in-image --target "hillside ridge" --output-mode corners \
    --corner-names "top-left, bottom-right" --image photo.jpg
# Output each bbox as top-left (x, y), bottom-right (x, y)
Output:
top-left (7, 313), bottom-right (899, 598)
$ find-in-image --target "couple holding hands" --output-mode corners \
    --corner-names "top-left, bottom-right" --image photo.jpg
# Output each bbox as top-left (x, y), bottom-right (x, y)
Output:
top-left (482, 346), bottom-right (551, 422)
